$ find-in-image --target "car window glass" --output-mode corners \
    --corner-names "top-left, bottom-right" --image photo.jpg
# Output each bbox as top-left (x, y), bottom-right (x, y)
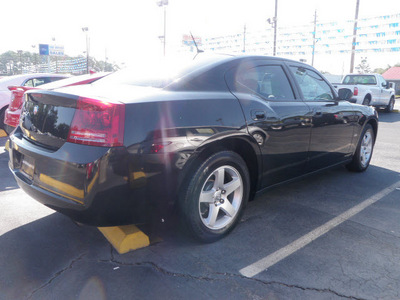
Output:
top-left (236, 65), bottom-right (295, 100)
top-left (343, 75), bottom-right (377, 85)
top-left (290, 66), bottom-right (334, 101)
top-left (23, 79), bottom-right (34, 87)
top-left (379, 75), bottom-right (387, 87)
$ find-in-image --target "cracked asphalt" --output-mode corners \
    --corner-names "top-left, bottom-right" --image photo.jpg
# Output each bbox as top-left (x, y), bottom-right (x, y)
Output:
top-left (1, 104), bottom-right (400, 300)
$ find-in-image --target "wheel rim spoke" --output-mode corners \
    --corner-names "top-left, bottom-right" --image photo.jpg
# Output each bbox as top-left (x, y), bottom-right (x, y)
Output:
top-left (220, 201), bottom-right (236, 217)
top-left (199, 189), bottom-right (215, 203)
top-left (206, 205), bottom-right (219, 227)
top-left (223, 177), bottom-right (241, 196)
top-left (213, 168), bottom-right (225, 188)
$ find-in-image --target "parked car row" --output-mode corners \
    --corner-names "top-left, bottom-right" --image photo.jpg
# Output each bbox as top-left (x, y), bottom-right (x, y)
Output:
top-left (7, 54), bottom-right (378, 242)
top-left (0, 73), bottom-right (69, 131)
top-left (3, 73), bottom-right (109, 134)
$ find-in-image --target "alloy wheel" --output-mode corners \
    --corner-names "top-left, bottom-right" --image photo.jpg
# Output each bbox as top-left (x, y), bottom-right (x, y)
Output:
top-left (360, 130), bottom-right (373, 167)
top-left (198, 165), bottom-right (243, 230)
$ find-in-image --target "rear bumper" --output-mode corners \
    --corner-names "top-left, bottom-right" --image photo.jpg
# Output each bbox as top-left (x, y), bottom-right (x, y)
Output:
top-left (8, 128), bottom-right (154, 226)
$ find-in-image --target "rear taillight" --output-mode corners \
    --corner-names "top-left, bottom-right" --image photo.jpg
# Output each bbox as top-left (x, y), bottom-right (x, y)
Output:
top-left (353, 87), bottom-right (358, 96)
top-left (9, 89), bottom-right (24, 110)
top-left (67, 97), bottom-right (125, 147)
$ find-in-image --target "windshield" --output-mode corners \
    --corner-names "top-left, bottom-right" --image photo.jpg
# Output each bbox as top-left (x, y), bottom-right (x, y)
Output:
top-left (94, 54), bottom-right (230, 88)
top-left (343, 75), bottom-right (377, 85)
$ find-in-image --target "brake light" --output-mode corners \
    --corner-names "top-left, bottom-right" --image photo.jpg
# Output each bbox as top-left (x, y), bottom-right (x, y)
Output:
top-left (67, 97), bottom-right (125, 147)
top-left (9, 89), bottom-right (24, 110)
top-left (353, 87), bottom-right (358, 96)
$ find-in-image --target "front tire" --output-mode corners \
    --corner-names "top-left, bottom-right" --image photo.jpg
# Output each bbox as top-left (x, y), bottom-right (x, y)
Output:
top-left (346, 124), bottom-right (375, 172)
top-left (179, 151), bottom-right (250, 243)
top-left (386, 97), bottom-right (395, 112)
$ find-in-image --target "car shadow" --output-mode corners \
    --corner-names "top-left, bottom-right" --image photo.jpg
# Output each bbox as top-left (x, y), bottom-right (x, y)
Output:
top-left (0, 163), bottom-right (399, 299)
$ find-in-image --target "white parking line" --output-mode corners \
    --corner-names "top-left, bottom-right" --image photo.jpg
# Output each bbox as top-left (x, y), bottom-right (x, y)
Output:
top-left (239, 180), bottom-right (400, 278)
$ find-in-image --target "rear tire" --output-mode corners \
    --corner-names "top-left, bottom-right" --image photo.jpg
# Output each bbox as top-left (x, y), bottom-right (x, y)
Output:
top-left (362, 96), bottom-right (370, 106)
top-left (385, 97), bottom-right (395, 112)
top-left (179, 151), bottom-right (250, 243)
top-left (346, 124), bottom-right (375, 172)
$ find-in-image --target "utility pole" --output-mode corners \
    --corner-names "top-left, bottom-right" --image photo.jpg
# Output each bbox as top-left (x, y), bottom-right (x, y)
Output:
top-left (312, 10), bottom-right (317, 67)
top-left (243, 24), bottom-right (246, 53)
top-left (273, 0), bottom-right (278, 56)
top-left (350, 0), bottom-right (360, 73)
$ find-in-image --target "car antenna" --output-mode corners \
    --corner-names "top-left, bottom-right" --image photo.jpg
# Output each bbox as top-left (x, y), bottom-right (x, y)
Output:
top-left (190, 31), bottom-right (204, 59)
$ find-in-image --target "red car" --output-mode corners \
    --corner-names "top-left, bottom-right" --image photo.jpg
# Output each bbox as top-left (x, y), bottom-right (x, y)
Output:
top-left (4, 73), bottom-right (109, 134)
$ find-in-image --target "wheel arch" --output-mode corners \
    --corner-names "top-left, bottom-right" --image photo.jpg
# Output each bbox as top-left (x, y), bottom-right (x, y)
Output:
top-left (366, 117), bottom-right (378, 143)
top-left (177, 135), bottom-right (261, 202)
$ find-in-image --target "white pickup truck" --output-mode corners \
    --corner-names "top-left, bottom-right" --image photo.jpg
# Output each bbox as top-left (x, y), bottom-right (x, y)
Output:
top-left (333, 73), bottom-right (396, 112)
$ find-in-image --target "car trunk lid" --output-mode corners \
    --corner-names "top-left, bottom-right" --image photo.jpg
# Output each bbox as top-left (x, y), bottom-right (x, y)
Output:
top-left (20, 91), bottom-right (78, 150)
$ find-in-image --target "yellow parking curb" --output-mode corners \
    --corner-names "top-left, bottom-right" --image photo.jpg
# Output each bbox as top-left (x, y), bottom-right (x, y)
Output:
top-left (0, 130), bottom-right (7, 138)
top-left (98, 225), bottom-right (150, 254)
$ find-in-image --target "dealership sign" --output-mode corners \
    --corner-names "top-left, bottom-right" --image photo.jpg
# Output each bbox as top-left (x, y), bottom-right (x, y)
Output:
top-left (38, 44), bottom-right (64, 56)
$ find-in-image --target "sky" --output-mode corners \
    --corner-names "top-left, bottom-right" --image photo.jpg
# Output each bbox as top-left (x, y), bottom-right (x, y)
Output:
top-left (1, 0), bottom-right (399, 74)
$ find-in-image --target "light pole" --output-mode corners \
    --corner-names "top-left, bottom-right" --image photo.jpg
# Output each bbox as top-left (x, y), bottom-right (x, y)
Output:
top-left (82, 27), bottom-right (89, 74)
top-left (52, 37), bottom-right (58, 73)
top-left (31, 45), bottom-right (37, 72)
top-left (156, 0), bottom-right (168, 56)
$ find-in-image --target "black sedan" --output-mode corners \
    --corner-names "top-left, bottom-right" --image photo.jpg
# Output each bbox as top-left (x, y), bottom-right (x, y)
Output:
top-left (7, 55), bottom-right (378, 242)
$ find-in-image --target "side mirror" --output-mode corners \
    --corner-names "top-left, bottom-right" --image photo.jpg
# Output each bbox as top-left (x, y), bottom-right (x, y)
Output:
top-left (338, 88), bottom-right (353, 101)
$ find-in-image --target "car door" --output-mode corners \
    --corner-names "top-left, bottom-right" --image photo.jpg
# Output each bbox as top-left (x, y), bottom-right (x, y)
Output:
top-left (287, 64), bottom-right (355, 172)
top-left (378, 75), bottom-right (391, 105)
top-left (225, 60), bottom-right (312, 188)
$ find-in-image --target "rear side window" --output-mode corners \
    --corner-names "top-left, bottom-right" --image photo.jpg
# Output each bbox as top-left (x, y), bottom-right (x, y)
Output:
top-left (343, 75), bottom-right (377, 85)
top-left (236, 65), bottom-right (295, 100)
top-left (290, 67), bottom-right (334, 101)
top-left (23, 77), bottom-right (64, 87)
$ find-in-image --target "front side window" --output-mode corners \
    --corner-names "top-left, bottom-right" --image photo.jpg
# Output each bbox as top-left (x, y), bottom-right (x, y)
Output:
top-left (290, 66), bottom-right (334, 101)
top-left (236, 65), bottom-right (295, 100)
top-left (379, 75), bottom-right (387, 87)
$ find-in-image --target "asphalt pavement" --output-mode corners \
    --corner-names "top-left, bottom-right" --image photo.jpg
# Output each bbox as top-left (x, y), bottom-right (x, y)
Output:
top-left (1, 104), bottom-right (400, 300)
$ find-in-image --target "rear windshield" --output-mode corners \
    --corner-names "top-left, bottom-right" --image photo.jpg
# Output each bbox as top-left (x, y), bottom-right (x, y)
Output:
top-left (343, 75), bottom-right (377, 85)
top-left (93, 55), bottom-right (230, 88)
